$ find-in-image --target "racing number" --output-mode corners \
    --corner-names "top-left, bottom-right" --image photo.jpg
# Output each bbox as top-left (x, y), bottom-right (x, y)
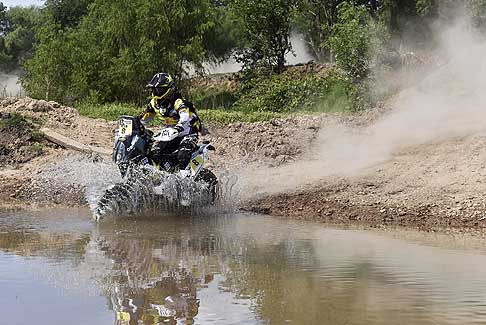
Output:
top-left (119, 119), bottom-right (132, 136)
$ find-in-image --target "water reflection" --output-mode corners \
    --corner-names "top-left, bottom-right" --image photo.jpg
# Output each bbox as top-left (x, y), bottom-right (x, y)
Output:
top-left (97, 224), bottom-right (202, 324)
top-left (1, 209), bottom-right (486, 324)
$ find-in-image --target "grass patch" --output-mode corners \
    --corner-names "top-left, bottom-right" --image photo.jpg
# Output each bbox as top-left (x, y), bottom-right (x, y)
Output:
top-left (0, 112), bottom-right (34, 130)
top-left (75, 102), bottom-right (139, 121)
top-left (75, 101), bottom-right (285, 124)
top-left (75, 102), bottom-right (348, 125)
top-left (23, 143), bottom-right (44, 155)
top-left (198, 109), bottom-right (283, 124)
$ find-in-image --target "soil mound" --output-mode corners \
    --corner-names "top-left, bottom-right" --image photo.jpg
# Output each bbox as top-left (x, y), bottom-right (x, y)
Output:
top-left (0, 112), bottom-right (50, 167)
top-left (0, 97), bottom-right (116, 153)
top-left (0, 97), bottom-right (78, 127)
top-left (0, 97), bottom-right (115, 206)
top-left (206, 116), bottom-right (321, 169)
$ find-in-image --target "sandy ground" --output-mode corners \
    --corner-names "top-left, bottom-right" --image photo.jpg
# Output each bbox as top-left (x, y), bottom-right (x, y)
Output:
top-left (2, 97), bottom-right (486, 232)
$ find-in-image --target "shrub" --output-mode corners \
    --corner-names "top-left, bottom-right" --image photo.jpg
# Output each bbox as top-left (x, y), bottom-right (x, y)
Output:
top-left (0, 112), bottom-right (33, 130)
top-left (328, 2), bottom-right (371, 82)
top-left (231, 68), bottom-right (355, 113)
top-left (187, 87), bottom-right (238, 110)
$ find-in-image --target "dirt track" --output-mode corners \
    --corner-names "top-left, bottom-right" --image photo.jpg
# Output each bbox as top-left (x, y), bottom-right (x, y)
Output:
top-left (2, 97), bottom-right (486, 232)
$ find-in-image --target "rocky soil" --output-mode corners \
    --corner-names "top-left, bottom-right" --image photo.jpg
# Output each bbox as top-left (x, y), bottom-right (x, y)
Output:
top-left (245, 131), bottom-right (486, 232)
top-left (205, 117), bottom-right (321, 168)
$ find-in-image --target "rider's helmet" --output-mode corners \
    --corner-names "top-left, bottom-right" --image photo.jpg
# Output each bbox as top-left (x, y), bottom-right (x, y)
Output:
top-left (146, 72), bottom-right (176, 114)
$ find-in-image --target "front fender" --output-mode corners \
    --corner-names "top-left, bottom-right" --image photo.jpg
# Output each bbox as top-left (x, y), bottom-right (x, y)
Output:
top-left (113, 140), bottom-right (127, 164)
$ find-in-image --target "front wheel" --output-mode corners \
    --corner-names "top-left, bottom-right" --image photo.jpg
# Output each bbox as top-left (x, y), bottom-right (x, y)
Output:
top-left (195, 168), bottom-right (218, 203)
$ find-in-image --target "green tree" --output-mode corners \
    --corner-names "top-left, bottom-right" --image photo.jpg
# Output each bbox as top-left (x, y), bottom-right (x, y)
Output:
top-left (0, 5), bottom-right (43, 71)
top-left (294, 0), bottom-right (344, 62)
top-left (0, 2), bottom-right (7, 35)
top-left (294, 0), bottom-right (381, 63)
top-left (202, 3), bottom-right (239, 64)
top-left (0, 3), bottom-right (11, 69)
top-left (22, 19), bottom-right (71, 100)
top-left (45, 0), bottom-right (94, 28)
top-left (230, 0), bottom-right (294, 73)
top-left (328, 2), bottom-right (374, 81)
top-left (23, 0), bottom-right (220, 103)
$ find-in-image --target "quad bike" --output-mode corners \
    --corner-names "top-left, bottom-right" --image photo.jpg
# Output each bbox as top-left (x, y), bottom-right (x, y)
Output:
top-left (94, 115), bottom-right (217, 220)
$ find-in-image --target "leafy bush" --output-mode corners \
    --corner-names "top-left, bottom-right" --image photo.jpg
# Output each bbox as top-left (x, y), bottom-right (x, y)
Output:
top-left (328, 2), bottom-right (373, 82)
top-left (187, 87), bottom-right (238, 110)
top-left (231, 68), bottom-right (355, 113)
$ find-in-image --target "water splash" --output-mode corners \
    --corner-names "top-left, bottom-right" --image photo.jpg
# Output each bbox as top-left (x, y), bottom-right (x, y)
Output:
top-left (27, 153), bottom-right (121, 204)
top-left (92, 166), bottom-right (239, 220)
top-left (30, 153), bottom-right (238, 218)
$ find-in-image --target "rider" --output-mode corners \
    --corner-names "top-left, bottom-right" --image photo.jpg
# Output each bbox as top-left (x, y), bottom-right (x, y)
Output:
top-left (139, 72), bottom-right (201, 172)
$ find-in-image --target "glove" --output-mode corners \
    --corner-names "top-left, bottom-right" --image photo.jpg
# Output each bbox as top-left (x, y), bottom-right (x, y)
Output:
top-left (174, 125), bottom-right (184, 133)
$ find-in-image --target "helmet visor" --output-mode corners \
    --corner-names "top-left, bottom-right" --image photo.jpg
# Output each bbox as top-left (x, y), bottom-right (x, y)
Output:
top-left (152, 86), bottom-right (171, 98)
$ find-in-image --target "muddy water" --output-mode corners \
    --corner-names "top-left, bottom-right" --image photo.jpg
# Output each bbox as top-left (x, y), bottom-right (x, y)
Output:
top-left (1, 209), bottom-right (486, 325)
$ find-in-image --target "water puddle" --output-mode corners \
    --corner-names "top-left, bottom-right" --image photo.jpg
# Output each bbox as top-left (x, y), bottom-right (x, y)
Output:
top-left (1, 209), bottom-right (486, 324)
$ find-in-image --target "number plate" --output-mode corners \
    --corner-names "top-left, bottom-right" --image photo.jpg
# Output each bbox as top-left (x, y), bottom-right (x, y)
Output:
top-left (119, 119), bottom-right (133, 137)
top-left (189, 155), bottom-right (204, 172)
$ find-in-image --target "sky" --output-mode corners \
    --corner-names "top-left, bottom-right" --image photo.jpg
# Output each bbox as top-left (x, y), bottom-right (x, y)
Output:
top-left (2, 0), bottom-right (43, 8)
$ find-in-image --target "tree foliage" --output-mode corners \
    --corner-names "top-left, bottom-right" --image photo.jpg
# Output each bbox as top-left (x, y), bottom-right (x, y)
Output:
top-left (45, 0), bottom-right (94, 28)
top-left (230, 0), bottom-right (294, 73)
top-left (22, 18), bottom-right (70, 100)
top-left (202, 3), bottom-right (239, 63)
top-left (0, 4), bottom-right (43, 71)
top-left (12, 0), bottom-right (486, 110)
top-left (293, 1), bottom-right (381, 63)
top-left (23, 0), bottom-right (223, 103)
top-left (328, 2), bottom-right (373, 81)
top-left (293, 0), bottom-right (340, 63)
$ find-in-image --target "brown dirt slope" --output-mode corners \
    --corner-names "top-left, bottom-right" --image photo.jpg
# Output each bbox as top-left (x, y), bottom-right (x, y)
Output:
top-left (0, 98), bottom-right (114, 206)
top-left (246, 133), bottom-right (486, 232)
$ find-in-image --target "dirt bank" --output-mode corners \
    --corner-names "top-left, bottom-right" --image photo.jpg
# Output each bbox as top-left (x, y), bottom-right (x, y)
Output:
top-left (0, 98), bottom-right (115, 207)
top-left (243, 122), bottom-right (486, 232)
top-left (2, 97), bottom-right (486, 233)
top-left (245, 131), bottom-right (486, 232)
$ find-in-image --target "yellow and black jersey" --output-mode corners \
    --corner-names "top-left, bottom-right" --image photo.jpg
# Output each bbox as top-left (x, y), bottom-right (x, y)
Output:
top-left (140, 94), bottom-right (201, 136)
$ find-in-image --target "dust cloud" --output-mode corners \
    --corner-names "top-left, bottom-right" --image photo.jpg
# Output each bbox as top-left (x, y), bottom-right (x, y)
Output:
top-left (238, 17), bottom-right (486, 198)
top-left (0, 72), bottom-right (23, 97)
